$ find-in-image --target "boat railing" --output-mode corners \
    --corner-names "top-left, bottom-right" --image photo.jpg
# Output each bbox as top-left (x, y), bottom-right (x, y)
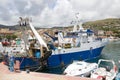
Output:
top-left (97, 59), bottom-right (115, 69)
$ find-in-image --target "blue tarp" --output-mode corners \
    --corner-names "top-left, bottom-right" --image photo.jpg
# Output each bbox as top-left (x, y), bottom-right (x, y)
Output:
top-left (86, 29), bottom-right (94, 33)
top-left (35, 51), bottom-right (41, 58)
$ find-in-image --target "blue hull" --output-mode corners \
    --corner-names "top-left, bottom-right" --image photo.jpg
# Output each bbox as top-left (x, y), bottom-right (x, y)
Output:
top-left (15, 57), bottom-right (39, 69)
top-left (47, 46), bottom-right (104, 67)
top-left (14, 46), bottom-right (104, 69)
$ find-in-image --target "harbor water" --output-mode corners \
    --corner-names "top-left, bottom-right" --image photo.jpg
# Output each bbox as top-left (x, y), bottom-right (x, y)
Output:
top-left (41, 40), bottom-right (120, 74)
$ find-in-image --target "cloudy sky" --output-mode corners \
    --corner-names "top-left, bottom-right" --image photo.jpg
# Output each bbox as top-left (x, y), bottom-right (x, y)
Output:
top-left (0, 0), bottom-right (120, 27)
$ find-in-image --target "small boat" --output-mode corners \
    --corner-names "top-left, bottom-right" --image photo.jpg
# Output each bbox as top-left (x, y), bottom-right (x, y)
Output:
top-left (63, 61), bottom-right (98, 77)
top-left (90, 59), bottom-right (118, 80)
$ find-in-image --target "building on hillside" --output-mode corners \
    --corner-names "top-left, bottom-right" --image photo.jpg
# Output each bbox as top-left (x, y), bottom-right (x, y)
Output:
top-left (105, 31), bottom-right (114, 37)
top-left (0, 28), bottom-right (14, 38)
top-left (97, 30), bottom-right (105, 36)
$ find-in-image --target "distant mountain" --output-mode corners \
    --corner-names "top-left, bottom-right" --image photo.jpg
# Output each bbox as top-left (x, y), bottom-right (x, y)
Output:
top-left (1, 18), bottom-right (120, 30)
top-left (47, 18), bottom-right (120, 30)
top-left (0, 24), bottom-right (9, 28)
top-left (0, 24), bottom-right (19, 30)
top-left (0, 24), bottom-right (32, 30)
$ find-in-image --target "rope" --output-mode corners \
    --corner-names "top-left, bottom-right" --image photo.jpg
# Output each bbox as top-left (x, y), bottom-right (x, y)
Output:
top-left (33, 66), bottom-right (42, 72)
top-left (19, 57), bottom-right (24, 65)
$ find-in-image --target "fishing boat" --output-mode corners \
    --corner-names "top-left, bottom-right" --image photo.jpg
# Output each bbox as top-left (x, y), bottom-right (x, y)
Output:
top-left (90, 59), bottom-right (118, 80)
top-left (63, 61), bottom-right (98, 77)
top-left (0, 17), bottom-right (108, 70)
top-left (0, 18), bottom-right (52, 70)
top-left (46, 24), bottom-right (108, 67)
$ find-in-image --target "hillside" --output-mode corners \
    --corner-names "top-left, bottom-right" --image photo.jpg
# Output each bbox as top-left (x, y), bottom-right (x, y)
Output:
top-left (83, 18), bottom-right (120, 30)
top-left (0, 18), bottom-right (120, 31)
top-left (0, 24), bottom-right (19, 30)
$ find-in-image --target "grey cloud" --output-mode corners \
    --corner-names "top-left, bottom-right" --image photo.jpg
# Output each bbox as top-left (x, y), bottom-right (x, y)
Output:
top-left (13, 0), bottom-right (28, 15)
top-left (12, 0), bottom-right (45, 16)
top-left (0, 6), bottom-right (11, 21)
top-left (25, 2), bottom-right (45, 15)
top-left (44, 0), bottom-right (57, 9)
top-left (0, 0), bottom-right (120, 27)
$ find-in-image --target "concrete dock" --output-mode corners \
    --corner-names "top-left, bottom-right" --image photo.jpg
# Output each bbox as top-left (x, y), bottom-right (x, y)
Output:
top-left (0, 62), bottom-right (99, 80)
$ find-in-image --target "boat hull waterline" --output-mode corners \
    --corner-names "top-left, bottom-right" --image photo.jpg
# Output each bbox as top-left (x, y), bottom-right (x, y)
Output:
top-left (15, 45), bottom-right (104, 68)
top-left (47, 46), bottom-right (104, 67)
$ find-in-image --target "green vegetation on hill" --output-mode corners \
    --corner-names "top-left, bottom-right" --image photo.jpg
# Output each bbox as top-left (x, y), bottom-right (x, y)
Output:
top-left (84, 18), bottom-right (120, 30)
top-left (83, 18), bottom-right (120, 37)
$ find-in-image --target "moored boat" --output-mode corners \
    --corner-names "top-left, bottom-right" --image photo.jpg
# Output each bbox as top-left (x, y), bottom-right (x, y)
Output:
top-left (0, 17), bottom-right (108, 70)
top-left (63, 61), bottom-right (98, 77)
top-left (46, 24), bottom-right (108, 67)
top-left (90, 59), bottom-right (118, 80)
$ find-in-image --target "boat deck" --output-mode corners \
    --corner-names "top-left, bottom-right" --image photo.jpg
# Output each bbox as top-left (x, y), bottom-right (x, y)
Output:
top-left (0, 62), bottom-right (99, 80)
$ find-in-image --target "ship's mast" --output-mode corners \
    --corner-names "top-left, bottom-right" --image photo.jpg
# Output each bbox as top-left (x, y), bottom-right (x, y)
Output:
top-left (18, 17), bottom-right (29, 54)
top-left (18, 17), bottom-right (49, 58)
